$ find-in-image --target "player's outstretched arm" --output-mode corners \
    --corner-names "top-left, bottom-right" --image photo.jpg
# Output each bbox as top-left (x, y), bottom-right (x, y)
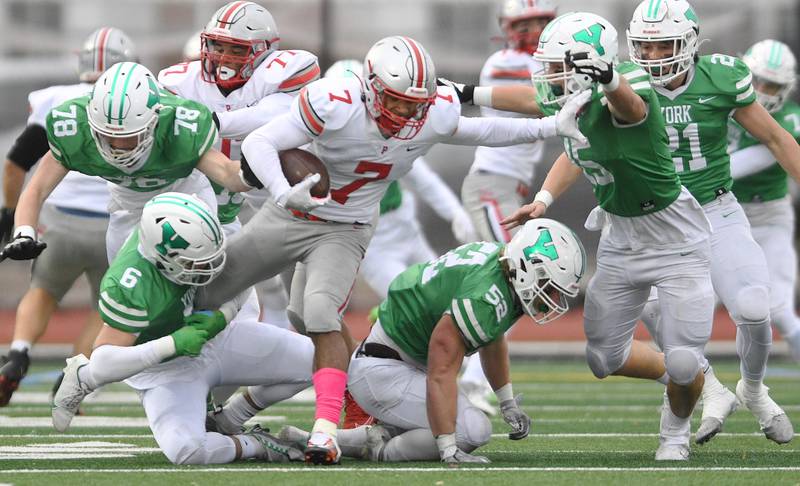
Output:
top-left (730, 144), bottom-right (776, 179)
top-left (196, 148), bottom-right (251, 194)
top-left (502, 152), bottom-right (582, 230)
top-left (438, 78), bottom-right (543, 116)
top-left (734, 102), bottom-right (800, 184)
top-left (479, 336), bottom-right (531, 440)
top-left (214, 92), bottom-right (294, 140)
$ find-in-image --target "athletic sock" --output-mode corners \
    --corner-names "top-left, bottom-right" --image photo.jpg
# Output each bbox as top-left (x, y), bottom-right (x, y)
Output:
top-left (311, 368), bottom-right (347, 435)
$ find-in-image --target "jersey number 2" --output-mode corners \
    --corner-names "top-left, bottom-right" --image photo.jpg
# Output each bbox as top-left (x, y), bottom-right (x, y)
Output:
top-left (330, 161), bottom-right (392, 204)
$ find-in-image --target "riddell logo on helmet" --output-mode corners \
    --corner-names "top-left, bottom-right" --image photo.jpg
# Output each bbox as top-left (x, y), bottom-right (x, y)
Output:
top-left (642, 29), bottom-right (662, 34)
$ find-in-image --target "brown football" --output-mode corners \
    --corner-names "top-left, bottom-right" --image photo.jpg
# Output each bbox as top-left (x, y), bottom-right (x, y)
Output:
top-left (279, 148), bottom-right (330, 198)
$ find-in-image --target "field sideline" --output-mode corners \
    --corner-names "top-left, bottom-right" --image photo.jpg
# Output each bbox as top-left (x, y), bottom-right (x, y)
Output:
top-left (0, 359), bottom-right (798, 485)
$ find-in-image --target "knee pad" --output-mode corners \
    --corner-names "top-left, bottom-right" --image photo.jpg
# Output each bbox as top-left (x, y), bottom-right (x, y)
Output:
top-left (456, 406), bottom-right (492, 452)
top-left (585, 344), bottom-right (622, 379)
top-left (303, 293), bottom-right (343, 333)
top-left (166, 435), bottom-right (206, 465)
top-left (664, 348), bottom-right (700, 386)
top-left (286, 308), bottom-right (307, 335)
top-left (736, 285), bottom-right (770, 324)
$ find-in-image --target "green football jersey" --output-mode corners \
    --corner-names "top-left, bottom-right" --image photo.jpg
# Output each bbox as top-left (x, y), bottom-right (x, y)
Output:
top-left (378, 241), bottom-right (523, 364)
top-left (540, 61), bottom-right (681, 217)
top-left (655, 54), bottom-right (757, 205)
top-left (730, 101), bottom-right (800, 203)
top-left (46, 92), bottom-right (217, 192)
top-left (379, 181), bottom-right (403, 215)
top-left (98, 230), bottom-right (194, 346)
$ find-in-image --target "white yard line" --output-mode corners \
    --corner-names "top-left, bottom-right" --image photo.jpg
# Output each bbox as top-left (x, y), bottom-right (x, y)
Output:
top-left (2, 467), bottom-right (800, 473)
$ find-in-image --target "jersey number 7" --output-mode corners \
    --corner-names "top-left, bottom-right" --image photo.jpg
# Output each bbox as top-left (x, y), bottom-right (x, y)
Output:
top-left (330, 161), bottom-right (392, 204)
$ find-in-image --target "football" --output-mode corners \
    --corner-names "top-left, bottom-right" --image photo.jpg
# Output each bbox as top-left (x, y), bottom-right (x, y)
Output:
top-left (279, 148), bottom-right (330, 198)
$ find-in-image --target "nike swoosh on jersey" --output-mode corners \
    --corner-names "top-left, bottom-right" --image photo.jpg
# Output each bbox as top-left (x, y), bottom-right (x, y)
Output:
top-left (698, 96), bottom-right (718, 104)
top-left (721, 211), bottom-right (736, 218)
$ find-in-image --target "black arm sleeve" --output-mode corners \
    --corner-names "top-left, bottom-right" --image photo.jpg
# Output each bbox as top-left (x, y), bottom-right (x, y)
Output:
top-left (239, 154), bottom-right (264, 189)
top-left (7, 124), bottom-right (49, 171)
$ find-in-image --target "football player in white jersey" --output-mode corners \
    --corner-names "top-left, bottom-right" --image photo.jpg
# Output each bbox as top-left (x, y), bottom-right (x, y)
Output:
top-left (194, 35), bottom-right (588, 464)
top-left (0, 27), bottom-right (135, 406)
top-left (729, 40), bottom-right (800, 361)
top-left (460, 0), bottom-right (558, 415)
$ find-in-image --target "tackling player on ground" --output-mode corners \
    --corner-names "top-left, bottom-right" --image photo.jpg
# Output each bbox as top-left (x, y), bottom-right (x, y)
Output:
top-left (194, 35), bottom-right (588, 464)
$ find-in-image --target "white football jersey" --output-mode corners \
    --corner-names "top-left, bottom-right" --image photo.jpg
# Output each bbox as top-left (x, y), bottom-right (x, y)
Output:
top-left (470, 49), bottom-right (545, 183)
top-left (158, 49), bottom-right (319, 161)
top-left (28, 83), bottom-right (110, 214)
top-left (292, 77), bottom-right (461, 223)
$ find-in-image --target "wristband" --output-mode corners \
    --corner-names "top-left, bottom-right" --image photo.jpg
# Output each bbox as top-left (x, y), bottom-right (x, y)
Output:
top-left (533, 190), bottom-right (554, 209)
top-left (473, 86), bottom-right (493, 107)
top-left (13, 225), bottom-right (35, 239)
top-left (601, 70), bottom-right (620, 93)
top-left (495, 383), bottom-right (514, 403)
top-left (152, 335), bottom-right (177, 359)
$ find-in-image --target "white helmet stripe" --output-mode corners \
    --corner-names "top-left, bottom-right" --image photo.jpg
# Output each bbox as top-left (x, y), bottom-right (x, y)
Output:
top-left (217, 1), bottom-right (248, 28)
top-left (400, 36), bottom-right (426, 89)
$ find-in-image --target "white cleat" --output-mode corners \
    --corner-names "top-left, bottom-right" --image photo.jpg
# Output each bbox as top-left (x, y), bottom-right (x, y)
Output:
top-left (206, 405), bottom-right (245, 435)
top-left (278, 425), bottom-right (311, 450)
top-left (305, 431), bottom-right (341, 465)
top-left (655, 443), bottom-right (690, 461)
top-left (364, 424), bottom-right (392, 461)
top-left (736, 379), bottom-right (794, 444)
top-left (462, 381), bottom-right (497, 416)
top-left (51, 354), bottom-right (92, 433)
top-left (695, 383), bottom-right (738, 444)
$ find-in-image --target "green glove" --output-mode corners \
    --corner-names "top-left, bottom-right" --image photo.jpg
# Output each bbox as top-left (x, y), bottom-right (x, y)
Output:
top-left (184, 310), bottom-right (227, 339)
top-left (171, 326), bottom-right (209, 357)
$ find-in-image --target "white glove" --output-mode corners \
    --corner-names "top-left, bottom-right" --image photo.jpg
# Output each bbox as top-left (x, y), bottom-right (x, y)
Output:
top-left (555, 90), bottom-right (591, 144)
top-left (451, 209), bottom-right (477, 244)
top-left (275, 173), bottom-right (330, 212)
top-left (437, 433), bottom-right (490, 464)
top-left (500, 394), bottom-right (531, 440)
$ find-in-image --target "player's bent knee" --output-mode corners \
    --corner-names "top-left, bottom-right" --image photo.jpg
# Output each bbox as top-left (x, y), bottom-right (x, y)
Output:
top-left (303, 294), bottom-right (342, 333)
top-left (664, 348), bottom-right (700, 386)
top-left (585, 345), bottom-right (613, 379)
top-left (164, 435), bottom-right (208, 465)
top-left (287, 308), bottom-right (307, 335)
top-left (457, 406), bottom-right (492, 452)
top-left (736, 285), bottom-right (770, 324)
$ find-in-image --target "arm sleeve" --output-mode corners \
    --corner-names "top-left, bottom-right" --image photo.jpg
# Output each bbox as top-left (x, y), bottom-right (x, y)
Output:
top-left (446, 115), bottom-right (557, 146)
top-left (404, 157), bottom-right (463, 221)
top-left (7, 124), bottom-right (49, 171)
top-left (730, 144), bottom-right (776, 179)
top-left (217, 287), bottom-right (257, 323)
top-left (215, 93), bottom-right (294, 139)
top-left (240, 112), bottom-right (313, 200)
top-left (85, 336), bottom-right (176, 387)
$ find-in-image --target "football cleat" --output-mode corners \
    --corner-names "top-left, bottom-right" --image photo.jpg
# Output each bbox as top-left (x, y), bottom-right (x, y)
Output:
top-left (655, 443), bottom-right (690, 461)
top-left (206, 405), bottom-right (245, 435)
top-left (0, 349), bottom-right (30, 406)
top-left (343, 389), bottom-right (375, 429)
top-left (695, 381), bottom-right (738, 444)
top-left (657, 393), bottom-right (690, 461)
top-left (246, 424), bottom-right (304, 462)
top-left (462, 381), bottom-right (497, 417)
top-left (305, 431), bottom-right (341, 465)
top-left (364, 424), bottom-right (391, 462)
top-left (736, 379), bottom-right (795, 444)
top-left (52, 354), bottom-right (92, 432)
top-left (278, 425), bottom-right (310, 450)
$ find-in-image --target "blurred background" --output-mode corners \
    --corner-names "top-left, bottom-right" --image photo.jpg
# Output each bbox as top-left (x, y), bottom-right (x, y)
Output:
top-left (0, 0), bottom-right (799, 348)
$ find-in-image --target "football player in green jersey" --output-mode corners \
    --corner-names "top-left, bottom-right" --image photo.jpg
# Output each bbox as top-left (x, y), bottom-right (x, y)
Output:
top-left (446, 11), bottom-right (718, 460)
top-left (51, 193), bottom-right (313, 464)
top-left (2, 61), bottom-right (252, 264)
top-left (269, 219), bottom-right (585, 463)
top-left (626, 0), bottom-right (799, 446)
top-left (728, 40), bottom-right (800, 361)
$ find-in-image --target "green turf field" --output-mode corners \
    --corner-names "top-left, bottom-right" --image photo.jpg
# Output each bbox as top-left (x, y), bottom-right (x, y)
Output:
top-left (1, 359), bottom-right (798, 485)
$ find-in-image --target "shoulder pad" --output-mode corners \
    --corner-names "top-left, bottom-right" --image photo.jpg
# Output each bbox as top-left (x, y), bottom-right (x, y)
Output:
top-left (159, 95), bottom-right (217, 156)
top-left (698, 55), bottom-right (755, 106)
top-left (157, 61), bottom-right (202, 96)
top-left (616, 61), bottom-right (653, 96)
top-left (98, 278), bottom-right (150, 333)
top-left (427, 85), bottom-right (462, 135)
top-left (480, 50), bottom-right (534, 84)
top-left (294, 77), bottom-right (362, 136)
top-left (253, 49), bottom-right (321, 94)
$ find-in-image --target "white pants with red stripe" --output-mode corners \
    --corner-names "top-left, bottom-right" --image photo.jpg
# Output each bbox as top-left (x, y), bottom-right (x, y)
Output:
top-left (360, 192), bottom-right (436, 299)
top-left (461, 171), bottom-right (527, 244)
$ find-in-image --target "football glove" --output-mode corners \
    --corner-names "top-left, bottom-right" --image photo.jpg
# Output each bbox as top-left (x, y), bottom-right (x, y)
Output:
top-left (555, 90), bottom-right (591, 144)
top-left (276, 173), bottom-right (330, 212)
top-left (500, 394), bottom-right (531, 440)
top-left (0, 208), bottom-right (14, 246)
top-left (451, 209), bottom-right (477, 244)
top-left (185, 310), bottom-right (227, 340)
top-left (437, 78), bottom-right (474, 105)
top-left (2, 226), bottom-right (46, 261)
top-left (171, 326), bottom-right (209, 357)
top-left (436, 432), bottom-right (490, 464)
top-left (565, 50), bottom-right (616, 86)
